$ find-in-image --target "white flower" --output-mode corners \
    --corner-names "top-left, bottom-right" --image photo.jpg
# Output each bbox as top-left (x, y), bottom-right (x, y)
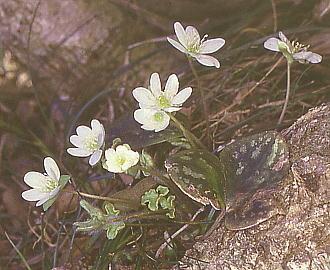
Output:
top-left (103, 145), bottom-right (140, 173)
top-left (22, 157), bottom-right (61, 207)
top-left (134, 109), bottom-right (170, 132)
top-left (264, 31), bottom-right (322, 64)
top-left (167, 22), bottom-right (225, 68)
top-left (133, 73), bottom-right (192, 113)
top-left (67, 119), bottom-right (105, 166)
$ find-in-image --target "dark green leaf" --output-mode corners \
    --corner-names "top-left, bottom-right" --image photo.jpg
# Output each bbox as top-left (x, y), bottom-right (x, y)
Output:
top-left (217, 131), bottom-right (289, 230)
top-left (165, 150), bottom-right (226, 210)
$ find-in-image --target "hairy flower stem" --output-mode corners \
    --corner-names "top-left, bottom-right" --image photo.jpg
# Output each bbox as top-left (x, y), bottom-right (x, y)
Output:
top-left (187, 57), bottom-right (212, 147)
top-left (167, 113), bottom-right (207, 150)
top-left (278, 61), bottom-right (292, 124)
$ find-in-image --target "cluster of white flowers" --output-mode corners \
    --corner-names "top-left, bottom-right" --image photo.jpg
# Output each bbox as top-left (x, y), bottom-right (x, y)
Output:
top-left (21, 22), bottom-right (322, 212)
top-left (131, 22), bottom-right (226, 132)
top-left (133, 73), bottom-right (192, 132)
top-left (22, 120), bottom-right (140, 207)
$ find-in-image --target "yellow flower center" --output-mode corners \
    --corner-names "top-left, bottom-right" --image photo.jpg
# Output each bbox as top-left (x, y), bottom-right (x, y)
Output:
top-left (157, 95), bottom-right (170, 109)
top-left (42, 176), bottom-right (58, 192)
top-left (83, 134), bottom-right (98, 151)
top-left (154, 112), bottom-right (164, 122)
top-left (117, 157), bottom-right (125, 165)
top-left (187, 34), bottom-right (207, 53)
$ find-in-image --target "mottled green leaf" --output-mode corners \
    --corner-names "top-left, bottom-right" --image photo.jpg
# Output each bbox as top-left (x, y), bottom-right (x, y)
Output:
top-left (165, 150), bottom-right (226, 210)
top-left (218, 131), bottom-right (289, 230)
top-left (165, 131), bottom-right (290, 230)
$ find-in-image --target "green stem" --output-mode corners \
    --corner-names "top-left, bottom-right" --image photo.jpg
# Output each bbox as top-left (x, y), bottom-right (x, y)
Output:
top-left (187, 57), bottom-right (212, 147)
top-left (278, 61), bottom-right (291, 124)
top-left (63, 190), bottom-right (136, 206)
top-left (167, 113), bottom-right (207, 150)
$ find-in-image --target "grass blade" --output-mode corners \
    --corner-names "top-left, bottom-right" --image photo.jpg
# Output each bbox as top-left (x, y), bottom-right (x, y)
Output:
top-left (4, 231), bottom-right (32, 270)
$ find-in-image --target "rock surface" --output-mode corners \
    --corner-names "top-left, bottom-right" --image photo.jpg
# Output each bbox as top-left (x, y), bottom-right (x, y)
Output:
top-left (181, 103), bottom-right (330, 270)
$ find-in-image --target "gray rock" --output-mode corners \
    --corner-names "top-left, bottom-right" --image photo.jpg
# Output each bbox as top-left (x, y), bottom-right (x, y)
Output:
top-left (181, 103), bottom-right (330, 270)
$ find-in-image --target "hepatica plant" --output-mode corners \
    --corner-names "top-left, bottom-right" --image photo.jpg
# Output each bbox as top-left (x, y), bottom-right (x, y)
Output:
top-left (20, 22), bottom-right (322, 266)
top-left (165, 131), bottom-right (289, 230)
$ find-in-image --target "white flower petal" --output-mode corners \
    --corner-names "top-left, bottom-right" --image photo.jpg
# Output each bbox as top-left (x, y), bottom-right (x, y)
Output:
top-left (89, 150), bottom-right (102, 166)
top-left (106, 164), bottom-right (120, 173)
top-left (199, 38), bottom-right (225, 54)
top-left (154, 114), bottom-right (170, 132)
top-left (278, 31), bottom-right (289, 43)
top-left (127, 151), bottom-right (140, 165)
top-left (172, 87), bottom-right (192, 105)
top-left (35, 186), bottom-right (60, 206)
top-left (24, 172), bottom-right (47, 189)
top-left (76, 125), bottom-right (92, 137)
top-left (44, 157), bottom-right (60, 182)
top-left (193, 54), bottom-right (220, 68)
top-left (167, 37), bottom-right (187, 53)
top-left (150, 73), bottom-right (162, 96)
top-left (186, 26), bottom-right (200, 46)
top-left (133, 109), bottom-right (148, 125)
top-left (140, 124), bottom-right (156, 131)
top-left (97, 124), bottom-right (105, 148)
top-left (164, 107), bottom-right (181, 113)
top-left (122, 157), bottom-right (138, 171)
top-left (105, 148), bottom-right (117, 161)
top-left (94, 120), bottom-right (105, 148)
top-left (293, 51), bottom-right (322, 64)
top-left (91, 119), bottom-right (100, 130)
top-left (263, 38), bottom-right (281, 52)
top-left (67, 148), bottom-right (91, 157)
top-left (105, 161), bottom-right (122, 173)
top-left (116, 145), bottom-right (129, 156)
top-left (132, 87), bottom-right (156, 106)
top-left (174, 22), bottom-right (188, 48)
top-left (97, 133), bottom-right (104, 148)
top-left (49, 186), bottom-right (61, 197)
top-left (70, 135), bottom-right (84, 148)
top-left (36, 189), bottom-right (58, 206)
top-left (91, 119), bottom-right (103, 135)
top-left (22, 189), bottom-right (48, 201)
top-left (134, 109), bottom-right (170, 132)
top-left (164, 74), bottom-right (179, 98)
top-left (36, 197), bottom-right (50, 207)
